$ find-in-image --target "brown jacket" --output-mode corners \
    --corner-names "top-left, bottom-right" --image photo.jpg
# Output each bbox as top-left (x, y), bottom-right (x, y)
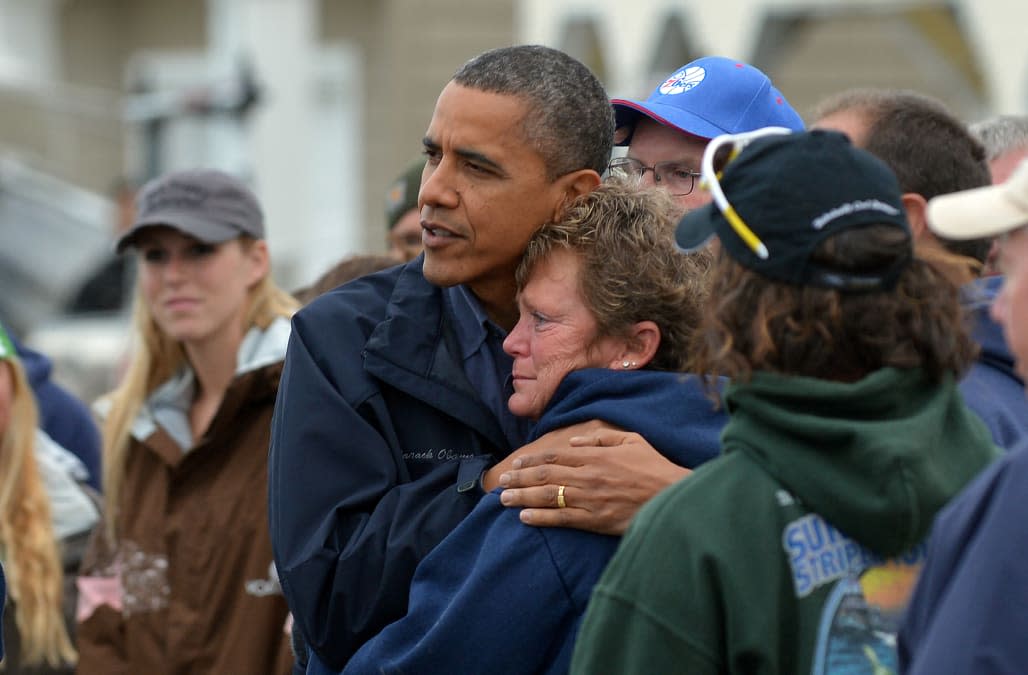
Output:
top-left (76, 321), bottom-right (294, 675)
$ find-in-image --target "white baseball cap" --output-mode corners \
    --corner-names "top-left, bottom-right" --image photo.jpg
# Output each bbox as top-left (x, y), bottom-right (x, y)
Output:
top-left (927, 157), bottom-right (1028, 240)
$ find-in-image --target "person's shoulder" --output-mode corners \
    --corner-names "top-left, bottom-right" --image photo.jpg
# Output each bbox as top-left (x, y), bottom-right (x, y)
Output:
top-left (298, 259), bottom-right (437, 328)
top-left (302, 260), bottom-right (403, 311)
top-left (927, 442), bottom-right (1026, 554)
top-left (10, 333), bottom-right (52, 385)
top-left (953, 440), bottom-right (1028, 511)
top-left (965, 439), bottom-right (1028, 495)
top-left (635, 452), bottom-right (762, 531)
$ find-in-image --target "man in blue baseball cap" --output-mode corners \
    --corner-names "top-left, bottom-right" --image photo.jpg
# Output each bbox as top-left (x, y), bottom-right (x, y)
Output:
top-left (608, 55), bottom-right (804, 212)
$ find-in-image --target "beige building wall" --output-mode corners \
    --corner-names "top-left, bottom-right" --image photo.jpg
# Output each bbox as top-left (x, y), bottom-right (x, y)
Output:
top-left (322, 0), bottom-right (515, 244)
top-left (526, 0), bottom-right (1025, 122)
top-left (58, 0), bottom-right (207, 89)
top-left (0, 0), bottom-right (515, 256)
top-left (0, 0), bottom-right (514, 257)
top-left (0, 0), bottom-right (207, 194)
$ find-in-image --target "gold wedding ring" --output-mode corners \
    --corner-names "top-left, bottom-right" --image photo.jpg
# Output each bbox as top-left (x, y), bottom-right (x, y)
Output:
top-left (557, 484), bottom-right (567, 509)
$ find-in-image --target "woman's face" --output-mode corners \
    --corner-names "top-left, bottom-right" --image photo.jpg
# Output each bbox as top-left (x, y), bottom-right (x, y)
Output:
top-left (136, 227), bottom-right (268, 350)
top-left (0, 361), bottom-right (13, 436)
top-left (503, 250), bottom-right (627, 419)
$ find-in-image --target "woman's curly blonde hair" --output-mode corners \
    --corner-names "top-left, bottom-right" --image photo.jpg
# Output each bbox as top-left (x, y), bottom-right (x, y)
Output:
top-left (517, 180), bottom-right (712, 372)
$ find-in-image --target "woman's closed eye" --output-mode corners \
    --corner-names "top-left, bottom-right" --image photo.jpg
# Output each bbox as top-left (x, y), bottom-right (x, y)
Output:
top-left (530, 311), bottom-right (552, 329)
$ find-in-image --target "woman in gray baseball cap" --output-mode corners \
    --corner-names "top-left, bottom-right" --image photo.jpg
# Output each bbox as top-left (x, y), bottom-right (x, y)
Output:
top-left (76, 169), bottom-right (299, 674)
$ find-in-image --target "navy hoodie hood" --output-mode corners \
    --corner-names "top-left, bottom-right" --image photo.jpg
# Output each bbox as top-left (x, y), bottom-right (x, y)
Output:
top-left (532, 368), bottom-right (726, 470)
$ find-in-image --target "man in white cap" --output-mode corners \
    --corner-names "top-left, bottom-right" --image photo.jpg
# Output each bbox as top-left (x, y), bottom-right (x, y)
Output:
top-left (899, 157), bottom-right (1028, 675)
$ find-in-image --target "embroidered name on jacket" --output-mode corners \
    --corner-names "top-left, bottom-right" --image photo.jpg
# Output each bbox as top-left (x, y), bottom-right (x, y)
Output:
top-left (402, 448), bottom-right (476, 461)
top-left (782, 512), bottom-right (926, 597)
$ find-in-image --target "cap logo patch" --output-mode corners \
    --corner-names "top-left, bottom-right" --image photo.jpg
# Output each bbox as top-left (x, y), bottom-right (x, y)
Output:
top-left (659, 66), bottom-right (706, 95)
top-left (143, 181), bottom-right (210, 213)
top-left (811, 199), bottom-right (901, 230)
top-left (386, 181), bottom-right (406, 209)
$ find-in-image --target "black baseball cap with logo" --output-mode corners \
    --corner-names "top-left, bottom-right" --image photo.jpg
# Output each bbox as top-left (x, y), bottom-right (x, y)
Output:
top-left (675, 129), bottom-right (912, 292)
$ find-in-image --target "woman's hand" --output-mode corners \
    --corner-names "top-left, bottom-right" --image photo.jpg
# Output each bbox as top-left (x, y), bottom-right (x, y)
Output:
top-left (492, 422), bottom-right (691, 535)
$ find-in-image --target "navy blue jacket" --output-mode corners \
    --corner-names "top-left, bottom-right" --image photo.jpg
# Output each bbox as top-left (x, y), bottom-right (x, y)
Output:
top-left (900, 439), bottom-right (1028, 674)
top-left (326, 369), bottom-right (727, 675)
top-left (959, 276), bottom-right (1028, 449)
top-left (269, 259), bottom-right (513, 669)
top-left (13, 335), bottom-right (102, 491)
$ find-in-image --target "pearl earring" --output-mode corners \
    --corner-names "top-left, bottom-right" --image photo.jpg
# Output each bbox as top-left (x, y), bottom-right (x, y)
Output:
top-left (622, 360), bottom-right (635, 369)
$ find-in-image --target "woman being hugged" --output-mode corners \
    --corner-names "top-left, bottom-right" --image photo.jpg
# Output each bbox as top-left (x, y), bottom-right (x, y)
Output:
top-left (75, 169), bottom-right (298, 674)
top-left (0, 322), bottom-right (99, 673)
top-left (328, 180), bottom-right (726, 675)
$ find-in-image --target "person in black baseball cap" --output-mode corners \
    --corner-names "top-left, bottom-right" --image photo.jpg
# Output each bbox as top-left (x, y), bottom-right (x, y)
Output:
top-left (571, 128), bottom-right (999, 674)
top-left (675, 128), bottom-right (913, 291)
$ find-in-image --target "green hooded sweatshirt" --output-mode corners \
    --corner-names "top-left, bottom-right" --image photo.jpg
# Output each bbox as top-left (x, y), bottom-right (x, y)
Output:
top-left (570, 368), bottom-right (998, 675)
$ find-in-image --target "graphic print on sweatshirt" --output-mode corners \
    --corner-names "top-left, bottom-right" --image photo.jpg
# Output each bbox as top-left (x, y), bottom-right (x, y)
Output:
top-left (783, 508), bottom-right (926, 674)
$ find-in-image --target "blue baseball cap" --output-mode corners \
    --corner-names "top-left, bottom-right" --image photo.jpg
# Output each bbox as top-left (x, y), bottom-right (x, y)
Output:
top-left (611, 56), bottom-right (804, 145)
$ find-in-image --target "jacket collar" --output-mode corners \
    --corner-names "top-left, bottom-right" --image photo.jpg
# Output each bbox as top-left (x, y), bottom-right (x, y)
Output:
top-left (128, 318), bottom-right (291, 451)
top-left (363, 260), bottom-right (509, 451)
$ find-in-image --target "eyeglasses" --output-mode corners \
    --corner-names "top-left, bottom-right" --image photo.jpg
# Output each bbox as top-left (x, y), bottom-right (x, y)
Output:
top-left (606, 157), bottom-right (702, 196)
top-left (699, 126), bottom-right (794, 259)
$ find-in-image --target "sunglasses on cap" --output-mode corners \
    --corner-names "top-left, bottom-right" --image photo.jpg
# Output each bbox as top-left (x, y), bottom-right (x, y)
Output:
top-left (699, 126), bottom-right (795, 259)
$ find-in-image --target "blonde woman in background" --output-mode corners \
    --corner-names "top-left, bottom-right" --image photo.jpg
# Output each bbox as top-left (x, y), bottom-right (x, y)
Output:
top-left (0, 321), bottom-right (99, 674)
top-left (75, 169), bottom-right (298, 675)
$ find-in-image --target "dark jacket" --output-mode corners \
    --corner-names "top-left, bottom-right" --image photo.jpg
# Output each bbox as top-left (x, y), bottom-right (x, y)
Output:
top-left (329, 369), bottom-right (726, 675)
top-left (959, 276), bottom-right (1028, 449)
top-left (269, 258), bottom-right (512, 669)
top-left (14, 335), bottom-right (103, 491)
top-left (900, 439), bottom-right (1028, 674)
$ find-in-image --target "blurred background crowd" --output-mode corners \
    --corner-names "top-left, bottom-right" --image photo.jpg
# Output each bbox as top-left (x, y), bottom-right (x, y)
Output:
top-left (0, 0), bottom-right (1025, 404)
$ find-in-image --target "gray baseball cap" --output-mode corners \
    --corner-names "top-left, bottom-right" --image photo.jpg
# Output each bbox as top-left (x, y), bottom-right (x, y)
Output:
top-left (116, 168), bottom-right (264, 253)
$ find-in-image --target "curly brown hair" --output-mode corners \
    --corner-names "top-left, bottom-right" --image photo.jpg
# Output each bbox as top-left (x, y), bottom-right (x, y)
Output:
top-left (691, 224), bottom-right (977, 383)
top-left (516, 180), bottom-right (711, 372)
